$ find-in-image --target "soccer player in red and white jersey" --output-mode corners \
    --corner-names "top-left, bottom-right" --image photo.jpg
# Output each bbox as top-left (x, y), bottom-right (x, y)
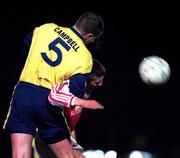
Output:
top-left (34, 59), bottom-right (106, 158)
top-left (64, 59), bottom-right (106, 134)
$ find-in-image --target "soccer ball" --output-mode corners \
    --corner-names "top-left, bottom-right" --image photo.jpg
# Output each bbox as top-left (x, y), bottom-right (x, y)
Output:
top-left (138, 55), bottom-right (171, 85)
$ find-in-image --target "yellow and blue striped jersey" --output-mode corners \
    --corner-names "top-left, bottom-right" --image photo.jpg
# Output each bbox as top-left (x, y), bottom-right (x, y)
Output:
top-left (19, 23), bottom-right (92, 89)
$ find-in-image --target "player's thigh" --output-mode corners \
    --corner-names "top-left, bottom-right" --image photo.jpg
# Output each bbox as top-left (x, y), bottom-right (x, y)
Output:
top-left (34, 135), bottom-right (56, 158)
top-left (11, 133), bottom-right (33, 157)
top-left (48, 138), bottom-right (75, 158)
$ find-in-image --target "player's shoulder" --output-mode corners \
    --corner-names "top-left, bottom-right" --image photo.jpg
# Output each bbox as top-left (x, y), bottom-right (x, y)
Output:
top-left (78, 44), bottom-right (93, 67)
top-left (37, 23), bottom-right (59, 30)
top-left (80, 53), bottom-right (93, 72)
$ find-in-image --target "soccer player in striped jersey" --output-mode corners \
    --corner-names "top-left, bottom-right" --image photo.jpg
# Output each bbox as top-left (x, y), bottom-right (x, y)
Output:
top-left (3, 12), bottom-right (104, 158)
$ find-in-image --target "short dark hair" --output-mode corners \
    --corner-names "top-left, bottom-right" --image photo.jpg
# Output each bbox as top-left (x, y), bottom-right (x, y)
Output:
top-left (75, 11), bottom-right (104, 37)
top-left (90, 59), bottom-right (106, 79)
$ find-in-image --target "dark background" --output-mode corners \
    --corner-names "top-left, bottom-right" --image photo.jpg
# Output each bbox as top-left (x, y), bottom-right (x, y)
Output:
top-left (0, 2), bottom-right (180, 157)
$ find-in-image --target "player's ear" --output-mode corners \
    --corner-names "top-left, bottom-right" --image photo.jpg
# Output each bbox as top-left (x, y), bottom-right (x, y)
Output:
top-left (84, 33), bottom-right (94, 39)
top-left (84, 33), bottom-right (96, 44)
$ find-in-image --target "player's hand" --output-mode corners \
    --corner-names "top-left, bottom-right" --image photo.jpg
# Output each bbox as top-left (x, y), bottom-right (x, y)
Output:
top-left (82, 100), bottom-right (104, 109)
top-left (74, 98), bottom-right (104, 110)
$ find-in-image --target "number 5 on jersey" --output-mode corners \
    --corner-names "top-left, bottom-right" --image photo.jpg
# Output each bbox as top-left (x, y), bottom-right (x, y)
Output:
top-left (41, 37), bottom-right (70, 67)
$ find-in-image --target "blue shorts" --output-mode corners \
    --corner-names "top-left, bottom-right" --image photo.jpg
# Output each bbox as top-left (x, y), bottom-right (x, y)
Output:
top-left (4, 82), bottom-right (70, 144)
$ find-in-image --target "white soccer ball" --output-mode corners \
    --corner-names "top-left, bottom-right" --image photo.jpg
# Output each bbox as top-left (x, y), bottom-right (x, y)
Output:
top-left (138, 55), bottom-right (171, 85)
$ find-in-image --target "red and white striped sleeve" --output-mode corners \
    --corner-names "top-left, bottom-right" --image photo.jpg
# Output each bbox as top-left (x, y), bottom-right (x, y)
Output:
top-left (48, 80), bottom-right (77, 108)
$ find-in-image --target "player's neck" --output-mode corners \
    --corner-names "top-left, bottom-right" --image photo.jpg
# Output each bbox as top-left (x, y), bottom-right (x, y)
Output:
top-left (73, 26), bottom-right (83, 36)
top-left (72, 25), bottom-right (85, 43)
